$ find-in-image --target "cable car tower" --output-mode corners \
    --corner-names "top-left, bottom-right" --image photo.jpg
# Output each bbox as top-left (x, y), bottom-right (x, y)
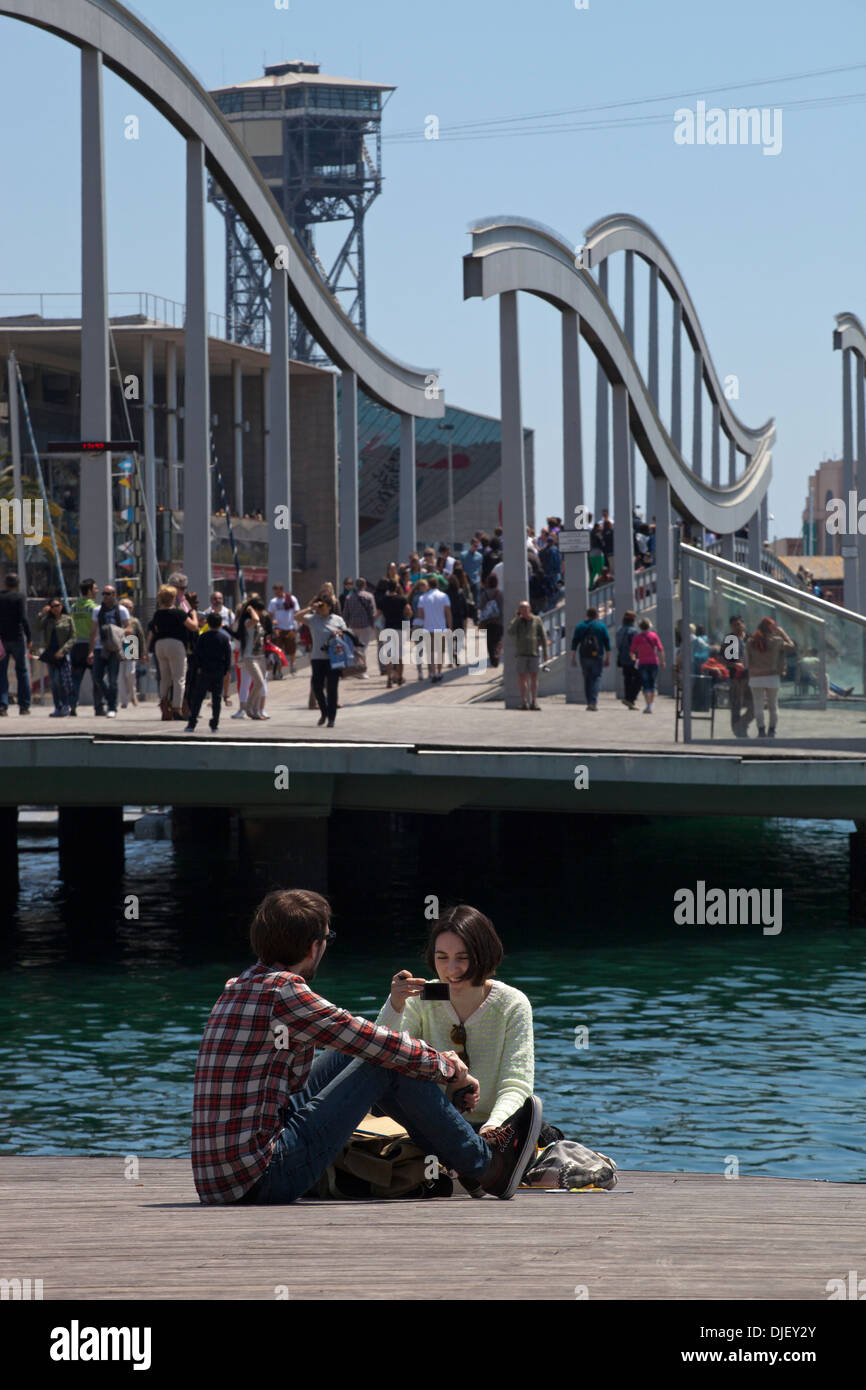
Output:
top-left (209, 60), bottom-right (393, 362)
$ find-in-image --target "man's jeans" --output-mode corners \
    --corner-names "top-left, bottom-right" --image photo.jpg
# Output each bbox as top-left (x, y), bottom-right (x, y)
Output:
top-left (70, 641), bottom-right (90, 709)
top-left (0, 638), bottom-right (30, 710)
top-left (92, 650), bottom-right (119, 713)
top-left (580, 656), bottom-right (604, 707)
top-left (242, 1049), bottom-right (490, 1205)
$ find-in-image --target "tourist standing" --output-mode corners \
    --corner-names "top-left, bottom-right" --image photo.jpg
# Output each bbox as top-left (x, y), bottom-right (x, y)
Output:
top-left (0, 571), bottom-right (31, 716)
top-left (570, 605), bottom-right (611, 711)
top-left (447, 563), bottom-right (475, 664)
top-left (233, 598), bottom-right (267, 720)
top-left (342, 578), bottom-right (377, 677)
top-left (746, 617), bottom-right (795, 738)
top-left (463, 537), bottom-right (483, 610)
top-left (36, 597), bottom-right (75, 716)
top-left (630, 617), bottom-right (665, 714)
top-left (120, 600), bottom-right (146, 709)
top-left (205, 590), bottom-right (236, 705)
top-left (296, 595), bottom-right (349, 728)
top-left (615, 609), bottom-right (640, 710)
top-left (377, 578), bottom-right (412, 688)
top-left (185, 611), bottom-right (232, 732)
top-left (148, 585), bottom-right (198, 720)
top-left (418, 578), bottom-right (452, 682)
top-left (478, 574), bottom-right (504, 670)
top-left (507, 600), bottom-right (548, 711)
top-left (726, 613), bottom-right (754, 737)
top-left (68, 577), bottom-right (98, 715)
top-left (267, 583), bottom-right (300, 676)
top-left (87, 584), bottom-right (130, 718)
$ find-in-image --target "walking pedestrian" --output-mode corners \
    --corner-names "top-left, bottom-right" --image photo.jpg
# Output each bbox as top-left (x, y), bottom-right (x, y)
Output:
top-left (377, 578), bottom-right (412, 688)
top-left (185, 611), bottom-right (233, 732)
top-left (630, 617), bottom-right (665, 713)
top-left (0, 571), bottom-right (32, 715)
top-left (119, 600), bottom-right (146, 709)
top-left (746, 617), bottom-right (795, 738)
top-left (570, 606), bottom-right (610, 710)
top-left (267, 583), bottom-right (300, 676)
top-left (232, 597), bottom-right (267, 720)
top-left (205, 590), bottom-right (236, 705)
top-left (147, 585), bottom-right (198, 720)
top-left (447, 563), bottom-right (475, 665)
top-left (68, 577), bottom-right (98, 715)
top-left (725, 613), bottom-right (754, 737)
top-left (478, 575), bottom-right (504, 669)
top-left (507, 600), bottom-right (548, 710)
top-left (295, 595), bottom-right (349, 728)
top-left (418, 577), bottom-right (452, 682)
top-left (615, 609), bottom-right (641, 710)
top-left (87, 584), bottom-right (130, 718)
top-left (341, 578), bottom-right (377, 677)
top-left (36, 597), bottom-right (75, 716)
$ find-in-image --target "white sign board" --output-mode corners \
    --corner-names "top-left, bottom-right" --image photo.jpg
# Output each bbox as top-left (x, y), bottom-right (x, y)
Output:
top-left (557, 529), bottom-right (591, 554)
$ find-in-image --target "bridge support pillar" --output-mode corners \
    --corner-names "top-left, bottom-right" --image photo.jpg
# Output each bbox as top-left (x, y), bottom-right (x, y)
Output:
top-left (239, 811), bottom-right (329, 895)
top-left (612, 383), bottom-right (635, 622)
top-left (79, 46), bottom-right (113, 589)
top-left (856, 363), bottom-right (866, 616)
top-left (232, 358), bottom-right (244, 520)
top-left (562, 308), bottom-right (587, 704)
top-left (59, 806), bottom-right (124, 881)
top-left (499, 290), bottom-right (528, 708)
top-left (655, 476), bottom-right (675, 696)
top-left (849, 820), bottom-right (866, 921)
top-left (841, 346), bottom-right (857, 609)
top-left (268, 267), bottom-right (292, 592)
top-left (166, 341), bottom-right (179, 512)
top-left (594, 260), bottom-right (609, 515)
top-left (398, 413), bottom-right (416, 566)
top-left (184, 136), bottom-right (212, 599)
top-left (747, 509), bottom-right (762, 572)
top-left (340, 368), bottom-right (359, 583)
top-left (720, 532), bottom-right (735, 562)
top-left (142, 336), bottom-right (158, 606)
top-left (0, 807), bottom-right (18, 890)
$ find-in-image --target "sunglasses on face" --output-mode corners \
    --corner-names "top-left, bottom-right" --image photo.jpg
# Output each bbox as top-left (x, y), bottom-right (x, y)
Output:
top-left (450, 1023), bottom-right (470, 1068)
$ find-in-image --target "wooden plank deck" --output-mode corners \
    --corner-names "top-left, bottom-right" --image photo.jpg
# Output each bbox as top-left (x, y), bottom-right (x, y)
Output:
top-left (2, 1159), bottom-right (862, 1300)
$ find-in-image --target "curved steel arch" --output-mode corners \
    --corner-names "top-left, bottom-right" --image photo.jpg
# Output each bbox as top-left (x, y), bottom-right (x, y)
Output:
top-left (0, 0), bottom-right (443, 419)
top-left (464, 216), bottom-right (773, 534)
top-left (834, 311), bottom-right (866, 358)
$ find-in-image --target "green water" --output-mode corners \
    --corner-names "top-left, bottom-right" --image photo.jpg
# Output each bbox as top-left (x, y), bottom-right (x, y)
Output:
top-left (1, 813), bottom-right (864, 1180)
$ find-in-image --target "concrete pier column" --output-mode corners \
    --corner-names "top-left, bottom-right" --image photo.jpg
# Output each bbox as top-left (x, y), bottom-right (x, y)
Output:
top-left (268, 268), bottom-right (292, 591)
top-left (849, 820), bottom-right (866, 920)
top-left (240, 811), bottom-right (329, 894)
top-left (339, 367), bottom-right (359, 582)
top-left (142, 336), bottom-right (158, 605)
top-left (499, 290), bottom-right (528, 709)
top-left (59, 806), bottom-right (124, 882)
top-left (184, 136), bottom-right (212, 599)
top-left (562, 308), bottom-right (587, 704)
top-left (842, 347), bottom-right (856, 610)
top-left (166, 341), bottom-right (179, 511)
top-left (612, 382), bottom-right (635, 621)
top-left (654, 476), bottom-right (674, 695)
top-left (232, 359), bottom-right (244, 519)
top-left (398, 413), bottom-right (416, 565)
top-left (594, 259), bottom-right (609, 515)
top-left (79, 47), bottom-right (112, 588)
top-left (0, 807), bottom-right (19, 890)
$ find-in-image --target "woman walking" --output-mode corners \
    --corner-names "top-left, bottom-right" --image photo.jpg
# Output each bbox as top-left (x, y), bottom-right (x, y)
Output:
top-left (120, 600), bottom-right (147, 708)
top-left (478, 574), bottom-right (504, 669)
top-left (295, 595), bottom-right (349, 728)
top-left (746, 616), bottom-right (795, 738)
top-left (233, 597), bottom-right (267, 720)
top-left (148, 585), bottom-right (199, 720)
top-left (629, 616), bottom-right (665, 713)
top-left (447, 562), bottom-right (475, 666)
top-left (36, 597), bottom-right (75, 717)
top-left (615, 609), bottom-right (640, 710)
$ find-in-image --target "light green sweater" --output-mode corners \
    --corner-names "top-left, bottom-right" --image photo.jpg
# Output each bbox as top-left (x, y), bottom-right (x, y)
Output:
top-left (376, 979), bottom-right (534, 1129)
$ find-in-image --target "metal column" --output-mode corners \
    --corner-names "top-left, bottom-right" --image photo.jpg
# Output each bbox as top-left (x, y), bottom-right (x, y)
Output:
top-left (166, 341), bottom-right (179, 511)
top-left (692, 346), bottom-right (703, 479)
top-left (562, 308), bottom-right (586, 704)
top-left (624, 251), bottom-right (636, 505)
top-left (647, 264), bottom-right (659, 519)
top-left (7, 354), bottom-right (26, 584)
top-left (232, 359), bottom-right (244, 519)
top-left (500, 290), bottom-right (528, 708)
top-left (857, 360), bottom-right (866, 616)
top-left (339, 367), bottom-right (359, 582)
top-left (711, 401), bottom-right (720, 487)
top-left (671, 300), bottom-right (682, 451)
top-left (612, 382), bottom-right (635, 622)
top-left (268, 267), bottom-right (291, 590)
top-left (594, 259), bottom-right (609, 516)
top-left (654, 473), bottom-right (675, 696)
top-left (842, 347), bottom-right (856, 609)
top-left (79, 47), bottom-right (112, 587)
top-left (184, 137), bottom-right (211, 598)
top-left (728, 436), bottom-right (736, 485)
top-left (142, 337), bottom-right (157, 605)
top-left (398, 413), bottom-right (416, 565)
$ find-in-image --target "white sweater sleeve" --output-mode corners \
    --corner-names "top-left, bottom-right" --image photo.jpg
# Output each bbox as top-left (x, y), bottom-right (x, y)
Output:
top-left (376, 996), bottom-right (425, 1040)
top-left (486, 997), bottom-right (535, 1129)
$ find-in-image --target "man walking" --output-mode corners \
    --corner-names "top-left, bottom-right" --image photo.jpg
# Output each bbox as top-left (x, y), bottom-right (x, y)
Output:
top-left (68, 578), bottom-right (99, 715)
top-left (0, 572), bottom-right (31, 716)
top-left (205, 590), bottom-right (236, 704)
top-left (191, 888), bottom-right (542, 1205)
top-left (570, 605), bottom-right (610, 711)
top-left (267, 583), bottom-right (300, 678)
top-left (418, 580), bottom-right (452, 681)
top-left (185, 612), bottom-right (232, 732)
top-left (507, 600), bottom-right (548, 710)
top-left (463, 537), bottom-right (483, 610)
top-left (726, 613), bottom-right (753, 738)
top-left (87, 584), bottom-right (130, 718)
top-left (341, 578), bottom-right (377, 677)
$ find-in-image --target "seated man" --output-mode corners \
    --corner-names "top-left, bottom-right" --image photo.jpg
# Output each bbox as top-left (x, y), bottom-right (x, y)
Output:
top-left (191, 888), bottom-right (541, 1205)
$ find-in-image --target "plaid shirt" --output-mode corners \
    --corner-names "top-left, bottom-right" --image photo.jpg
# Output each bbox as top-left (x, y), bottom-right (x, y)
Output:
top-left (191, 961), bottom-right (456, 1204)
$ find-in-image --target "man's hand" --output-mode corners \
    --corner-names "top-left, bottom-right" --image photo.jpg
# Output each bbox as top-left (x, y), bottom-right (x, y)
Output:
top-left (389, 969), bottom-right (426, 1013)
top-left (445, 1068), bottom-right (481, 1113)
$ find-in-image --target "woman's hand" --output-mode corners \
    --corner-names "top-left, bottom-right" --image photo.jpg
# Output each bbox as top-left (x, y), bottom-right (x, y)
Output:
top-left (389, 969), bottom-right (426, 1012)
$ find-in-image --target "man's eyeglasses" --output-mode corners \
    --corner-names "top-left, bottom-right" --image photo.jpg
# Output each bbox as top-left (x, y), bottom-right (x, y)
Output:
top-left (322, 930), bottom-right (337, 943)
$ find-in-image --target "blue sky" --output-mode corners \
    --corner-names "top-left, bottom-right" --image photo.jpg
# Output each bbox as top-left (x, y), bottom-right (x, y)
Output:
top-left (1, 0), bottom-right (864, 540)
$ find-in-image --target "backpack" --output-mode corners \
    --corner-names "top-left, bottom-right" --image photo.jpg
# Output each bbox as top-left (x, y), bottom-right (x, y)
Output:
top-left (579, 623), bottom-right (603, 661)
top-left (98, 604), bottom-right (126, 654)
top-left (306, 1113), bottom-right (451, 1200)
top-left (327, 630), bottom-right (356, 670)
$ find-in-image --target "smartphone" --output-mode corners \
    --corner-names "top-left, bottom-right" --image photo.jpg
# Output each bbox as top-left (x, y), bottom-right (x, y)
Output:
top-left (420, 980), bottom-right (450, 1000)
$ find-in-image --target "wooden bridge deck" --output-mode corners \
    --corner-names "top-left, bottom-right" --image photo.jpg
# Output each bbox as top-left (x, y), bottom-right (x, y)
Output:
top-left (1, 1158), bottom-right (862, 1300)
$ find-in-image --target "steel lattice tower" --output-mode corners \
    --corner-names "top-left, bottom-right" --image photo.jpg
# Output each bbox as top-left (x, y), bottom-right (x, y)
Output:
top-left (208, 60), bottom-right (392, 362)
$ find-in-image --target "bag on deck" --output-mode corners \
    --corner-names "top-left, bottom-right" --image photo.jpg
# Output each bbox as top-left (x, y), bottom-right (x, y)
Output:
top-left (521, 1140), bottom-right (618, 1191)
top-left (306, 1113), bottom-right (451, 1200)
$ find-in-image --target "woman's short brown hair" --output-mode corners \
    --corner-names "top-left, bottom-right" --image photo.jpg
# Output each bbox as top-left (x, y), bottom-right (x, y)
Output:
top-left (249, 889), bottom-right (331, 967)
top-left (424, 904), bottom-right (503, 987)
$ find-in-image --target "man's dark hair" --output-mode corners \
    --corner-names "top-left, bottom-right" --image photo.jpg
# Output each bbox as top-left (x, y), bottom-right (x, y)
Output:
top-left (80, 578), bottom-right (96, 595)
top-left (355, 578), bottom-right (366, 591)
top-left (729, 613), bottom-right (743, 625)
top-left (586, 606), bottom-right (599, 619)
top-left (206, 611), bottom-right (221, 629)
top-left (249, 889), bottom-right (331, 967)
top-left (424, 904), bottom-right (503, 988)
top-left (5, 573), bottom-right (18, 589)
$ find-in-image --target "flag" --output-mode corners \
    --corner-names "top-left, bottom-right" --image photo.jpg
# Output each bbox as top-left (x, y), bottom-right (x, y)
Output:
top-left (118, 477), bottom-right (131, 488)
top-left (117, 458), bottom-right (133, 474)
top-left (117, 557), bottom-right (135, 569)
top-left (118, 541), bottom-right (134, 555)
top-left (118, 507), bottom-right (134, 522)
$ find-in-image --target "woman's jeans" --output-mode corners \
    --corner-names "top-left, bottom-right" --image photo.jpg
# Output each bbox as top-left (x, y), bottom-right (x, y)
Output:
top-left (311, 658), bottom-right (340, 720)
top-left (241, 1049), bottom-right (490, 1205)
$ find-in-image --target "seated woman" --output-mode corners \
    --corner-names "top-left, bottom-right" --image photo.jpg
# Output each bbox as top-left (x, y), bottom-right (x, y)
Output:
top-left (376, 904), bottom-right (538, 1146)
